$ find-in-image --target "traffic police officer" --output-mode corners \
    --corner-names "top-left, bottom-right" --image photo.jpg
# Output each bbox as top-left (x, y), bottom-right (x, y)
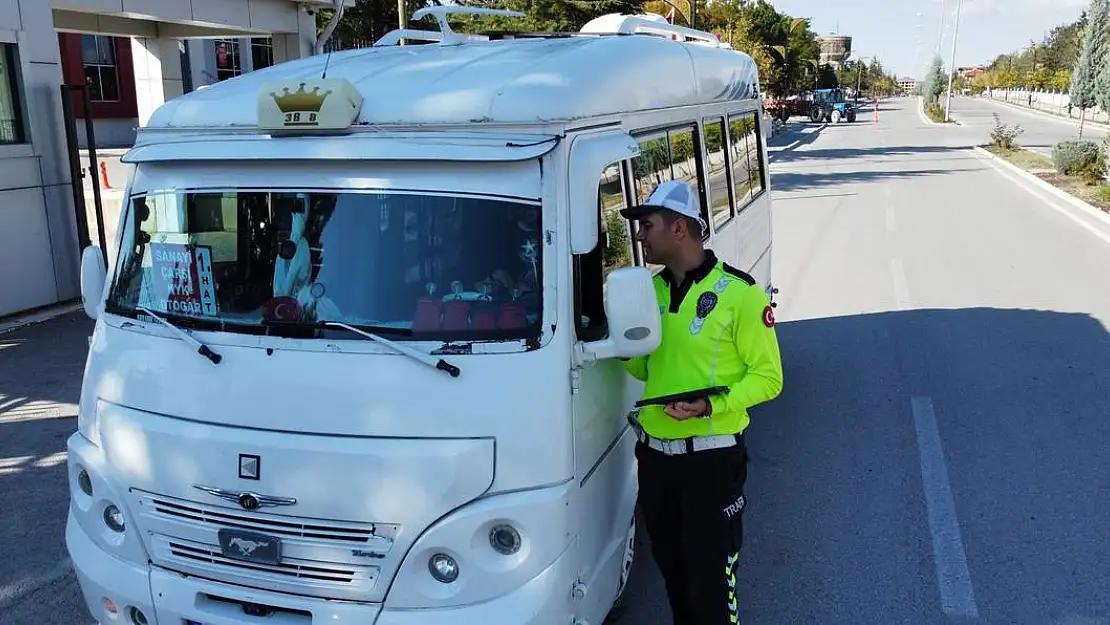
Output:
top-left (619, 179), bottom-right (784, 625)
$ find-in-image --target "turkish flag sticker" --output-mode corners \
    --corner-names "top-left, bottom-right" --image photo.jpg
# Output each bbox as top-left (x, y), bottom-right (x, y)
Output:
top-left (762, 305), bottom-right (775, 328)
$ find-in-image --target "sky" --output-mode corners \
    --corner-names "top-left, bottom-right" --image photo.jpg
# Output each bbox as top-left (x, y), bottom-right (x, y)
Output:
top-left (768, 0), bottom-right (1091, 79)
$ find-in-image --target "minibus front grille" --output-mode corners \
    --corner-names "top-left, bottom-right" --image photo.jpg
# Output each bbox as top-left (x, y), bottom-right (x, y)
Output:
top-left (137, 491), bottom-right (397, 550)
top-left (168, 540), bottom-right (359, 583)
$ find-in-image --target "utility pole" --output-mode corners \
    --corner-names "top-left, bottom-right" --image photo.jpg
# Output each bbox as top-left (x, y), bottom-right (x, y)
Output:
top-left (934, 0), bottom-right (948, 57)
top-left (943, 0), bottom-right (963, 122)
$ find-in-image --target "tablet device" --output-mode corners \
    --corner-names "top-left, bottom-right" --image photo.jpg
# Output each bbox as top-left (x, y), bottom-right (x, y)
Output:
top-left (634, 386), bottom-right (730, 408)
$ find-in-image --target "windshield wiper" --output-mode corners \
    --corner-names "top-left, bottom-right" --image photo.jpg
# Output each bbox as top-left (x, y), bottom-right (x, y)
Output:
top-left (261, 319), bottom-right (461, 378)
top-left (320, 321), bottom-right (461, 378)
top-left (136, 306), bottom-right (222, 365)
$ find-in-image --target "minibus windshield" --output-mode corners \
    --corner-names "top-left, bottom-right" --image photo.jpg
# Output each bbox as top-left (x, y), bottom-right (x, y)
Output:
top-left (106, 188), bottom-right (544, 342)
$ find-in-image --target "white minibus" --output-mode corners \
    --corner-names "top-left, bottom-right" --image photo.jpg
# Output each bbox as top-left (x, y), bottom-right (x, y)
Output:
top-left (67, 9), bottom-right (774, 625)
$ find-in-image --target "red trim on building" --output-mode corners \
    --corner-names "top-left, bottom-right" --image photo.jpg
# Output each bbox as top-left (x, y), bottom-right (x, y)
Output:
top-left (57, 33), bottom-right (138, 119)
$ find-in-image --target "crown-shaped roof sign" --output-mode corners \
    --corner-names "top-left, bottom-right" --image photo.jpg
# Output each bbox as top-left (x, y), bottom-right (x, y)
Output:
top-left (258, 78), bottom-right (363, 132)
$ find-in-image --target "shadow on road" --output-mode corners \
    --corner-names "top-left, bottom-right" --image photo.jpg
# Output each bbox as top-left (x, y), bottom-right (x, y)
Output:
top-left (771, 168), bottom-right (952, 193)
top-left (0, 313), bottom-right (92, 619)
top-left (772, 145), bottom-right (964, 164)
top-left (739, 306), bottom-right (1110, 624)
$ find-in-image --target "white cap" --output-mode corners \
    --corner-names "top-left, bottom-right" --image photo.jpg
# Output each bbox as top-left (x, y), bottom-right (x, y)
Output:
top-left (620, 179), bottom-right (708, 232)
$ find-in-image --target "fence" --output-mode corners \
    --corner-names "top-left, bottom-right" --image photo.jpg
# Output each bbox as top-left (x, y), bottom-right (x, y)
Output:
top-left (983, 88), bottom-right (1110, 127)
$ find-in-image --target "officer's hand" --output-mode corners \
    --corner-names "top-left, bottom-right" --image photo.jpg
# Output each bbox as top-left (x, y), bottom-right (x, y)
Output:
top-left (664, 400), bottom-right (707, 420)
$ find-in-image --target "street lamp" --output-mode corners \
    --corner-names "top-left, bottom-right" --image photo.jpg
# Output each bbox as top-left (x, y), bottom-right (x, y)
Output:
top-left (943, 0), bottom-right (963, 122)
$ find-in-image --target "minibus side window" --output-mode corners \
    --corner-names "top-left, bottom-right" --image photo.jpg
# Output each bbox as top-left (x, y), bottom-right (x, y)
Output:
top-left (703, 118), bottom-right (734, 230)
top-left (573, 163), bottom-right (634, 342)
top-left (630, 126), bottom-right (710, 244)
top-left (745, 112), bottom-right (767, 197)
top-left (666, 126), bottom-right (711, 241)
top-left (727, 112), bottom-right (766, 210)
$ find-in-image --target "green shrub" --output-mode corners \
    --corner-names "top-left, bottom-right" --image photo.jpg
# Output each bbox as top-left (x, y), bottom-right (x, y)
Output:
top-left (1053, 140), bottom-right (1106, 184)
top-left (1097, 185), bottom-right (1110, 204)
top-left (925, 103), bottom-right (946, 123)
top-left (990, 113), bottom-right (1024, 149)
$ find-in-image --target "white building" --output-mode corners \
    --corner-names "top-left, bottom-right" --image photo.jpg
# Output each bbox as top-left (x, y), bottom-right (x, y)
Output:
top-left (0, 0), bottom-right (352, 319)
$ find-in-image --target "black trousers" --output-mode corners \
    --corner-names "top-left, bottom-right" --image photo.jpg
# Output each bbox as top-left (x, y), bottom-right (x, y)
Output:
top-left (636, 438), bottom-right (748, 625)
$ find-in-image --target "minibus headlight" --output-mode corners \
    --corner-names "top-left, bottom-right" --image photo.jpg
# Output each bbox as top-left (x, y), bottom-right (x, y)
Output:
top-left (77, 468), bottom-right (93, 496)
top-left (103, 504), bottom-right (125, 533)
top-left (489, 524), bottom-right (522, 555)
top-left (428, 553), bottom-right (459, 583)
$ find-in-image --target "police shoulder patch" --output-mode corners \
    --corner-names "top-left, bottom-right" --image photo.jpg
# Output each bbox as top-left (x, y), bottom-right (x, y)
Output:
top-left (721, 263), bottom-right (756, 286)
top-left (762, 305), bottom-right (775, 328)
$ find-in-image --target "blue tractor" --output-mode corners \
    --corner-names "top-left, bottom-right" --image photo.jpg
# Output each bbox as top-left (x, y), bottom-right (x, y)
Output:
top-left (808, 88), bottom-right (857, 124)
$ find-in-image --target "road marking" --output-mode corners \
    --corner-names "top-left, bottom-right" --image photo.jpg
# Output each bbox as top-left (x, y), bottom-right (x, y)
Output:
top-left (886, 206), bottom-right (896, 232)
top-left (890, 259), bottom-right (911, 309)
top-left (979, 152), bottom-right (1110, 247)
top-left (910, 396), bottom-right (979, 618)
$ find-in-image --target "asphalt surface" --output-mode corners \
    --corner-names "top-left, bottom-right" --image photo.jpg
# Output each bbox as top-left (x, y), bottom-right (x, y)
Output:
top-left (4, 97), bottom-right (1110, 624)
top-left (949, 95), bottom-right (1110, 157)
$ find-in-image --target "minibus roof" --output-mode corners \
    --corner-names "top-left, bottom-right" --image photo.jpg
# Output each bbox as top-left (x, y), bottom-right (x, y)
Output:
top-left (140, 19), bottom-right (760, 136)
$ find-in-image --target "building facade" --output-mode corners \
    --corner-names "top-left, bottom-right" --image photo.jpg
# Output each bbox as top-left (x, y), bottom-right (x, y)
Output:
top-left (0, 0), bottom-right (350, 319)
top-left (55, 34), bottom-right (283, 148)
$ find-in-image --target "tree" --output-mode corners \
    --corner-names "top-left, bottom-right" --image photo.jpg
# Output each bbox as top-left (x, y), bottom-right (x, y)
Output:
top-left (1070, 0), bottom-right (1108, 138)
top-left (923, 55), bottom-right (947, 105)
top-left (317, 0), bottom-right (648, 46)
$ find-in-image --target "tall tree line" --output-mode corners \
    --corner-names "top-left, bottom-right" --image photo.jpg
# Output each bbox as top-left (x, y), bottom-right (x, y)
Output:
top-left (971, 11), bottom-right (1087, 91)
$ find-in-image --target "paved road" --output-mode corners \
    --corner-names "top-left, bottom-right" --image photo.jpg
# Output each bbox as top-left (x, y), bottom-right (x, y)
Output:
top-left (5, 97), bottom-right (1110, 624)
top-left (950, 95), bottom-right (1110, 157)
top-left (0, 313), bottom-right (92, 624)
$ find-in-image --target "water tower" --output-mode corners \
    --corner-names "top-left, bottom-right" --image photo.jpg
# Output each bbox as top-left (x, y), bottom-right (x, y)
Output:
top-left (817, 34), bottom-right (852, 68)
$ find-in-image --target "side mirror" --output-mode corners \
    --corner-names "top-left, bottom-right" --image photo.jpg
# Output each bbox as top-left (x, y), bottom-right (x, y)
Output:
top-left (80, 246), bottom-right (107, 320)
top-left (577, 267), bottom-right (661, 362)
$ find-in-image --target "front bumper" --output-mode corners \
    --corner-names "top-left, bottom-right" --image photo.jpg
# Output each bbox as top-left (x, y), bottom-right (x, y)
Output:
top-left (68, 509), bottom-right (573, 625)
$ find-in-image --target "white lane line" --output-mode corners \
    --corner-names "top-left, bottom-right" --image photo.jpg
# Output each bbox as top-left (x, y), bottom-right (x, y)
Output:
top-left (890, 259), bottom-right (911, 309)
top-left (911, 396), bottom-right (979, 618)
top-left (886, 206), bottom-right (896, 232)
top-left (980, 155), bottom-right (1110, 248)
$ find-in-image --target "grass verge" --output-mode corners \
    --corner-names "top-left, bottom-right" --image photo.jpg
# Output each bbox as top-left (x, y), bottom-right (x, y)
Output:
top-left (983, 144), bottom-right (1110, 212)
top-left (924, 102), bottom-right (949, 124)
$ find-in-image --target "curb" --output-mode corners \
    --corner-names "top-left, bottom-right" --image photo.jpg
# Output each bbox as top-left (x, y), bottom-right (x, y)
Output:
top-left (982, 98), bottom-right (1110, 132)
top-left (918, 97), bottom-right (951, 126)
top-left (0, 301), bottom-right (84, 335)
top-left (973, 145), bottom-right (1110, 230)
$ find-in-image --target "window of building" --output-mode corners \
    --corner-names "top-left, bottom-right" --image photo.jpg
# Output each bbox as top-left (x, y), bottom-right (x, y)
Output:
top-left (0, 43), bottom-right (26, 145)
top-left (215, 40), bottom-right (242, 81)
top-left (251, 38), bottom-right (274, 71)
top-left (81, 35), bottom-right (119, 102)
top-left (703, 118), bottom-right (733, 229)
top-left (574, 162), bottom-right (636, 342)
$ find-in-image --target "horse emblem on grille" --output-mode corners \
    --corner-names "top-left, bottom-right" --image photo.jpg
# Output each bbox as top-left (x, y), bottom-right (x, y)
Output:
top-left (228, 537), bottom-right (268, 557)
top-left (218, 529), bottom-right (282, 565)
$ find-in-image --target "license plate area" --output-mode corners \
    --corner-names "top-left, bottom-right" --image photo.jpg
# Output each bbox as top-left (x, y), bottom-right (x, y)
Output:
top-left (188, 593), bottom-right (315, 623)
top-left (217, 528), bottom-right (282, 565)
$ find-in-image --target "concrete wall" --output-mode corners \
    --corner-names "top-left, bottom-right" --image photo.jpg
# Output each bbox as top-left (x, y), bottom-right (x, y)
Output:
top-left (0, 0), bottom-right (328, 319)
top-left (0, 1), bottom-right (82, 318)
